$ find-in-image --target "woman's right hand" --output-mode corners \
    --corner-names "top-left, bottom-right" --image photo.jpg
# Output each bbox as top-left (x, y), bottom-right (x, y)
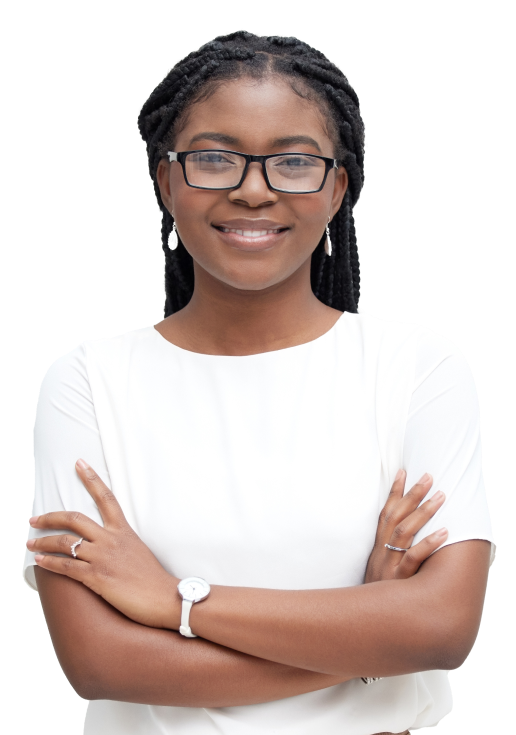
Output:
top-left (365, 470), bottom-right (448, 584)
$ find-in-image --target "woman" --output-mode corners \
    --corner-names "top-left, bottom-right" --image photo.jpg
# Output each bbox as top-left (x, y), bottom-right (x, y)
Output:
top-left (24, 32), bottom-right (493, 735)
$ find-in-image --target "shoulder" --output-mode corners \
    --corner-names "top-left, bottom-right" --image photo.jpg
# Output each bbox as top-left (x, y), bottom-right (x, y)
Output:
top-left (39, 326), bottom-right (158, 403)
top-left (346, 311), bottom-right (464, 357)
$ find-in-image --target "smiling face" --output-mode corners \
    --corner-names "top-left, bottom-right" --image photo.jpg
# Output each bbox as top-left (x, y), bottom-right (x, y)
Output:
top-left (157, 76), bottom-right (348, 294)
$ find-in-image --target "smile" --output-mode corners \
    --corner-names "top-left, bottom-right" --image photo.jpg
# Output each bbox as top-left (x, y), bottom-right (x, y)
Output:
top-left (213, 224), bottom-right (289, 252)
top-left (219, 228), bottom-right (283, 237)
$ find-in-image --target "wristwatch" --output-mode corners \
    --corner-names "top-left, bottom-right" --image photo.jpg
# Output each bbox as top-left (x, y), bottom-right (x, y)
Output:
top-left (177, 576), bottom-right (211, 637)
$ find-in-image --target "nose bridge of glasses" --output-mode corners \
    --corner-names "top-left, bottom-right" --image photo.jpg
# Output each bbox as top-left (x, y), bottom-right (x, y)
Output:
top-left (238, 157), bottom-right (271, 190)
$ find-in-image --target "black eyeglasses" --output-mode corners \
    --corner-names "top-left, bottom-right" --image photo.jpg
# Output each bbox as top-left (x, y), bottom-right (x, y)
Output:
top-left (167, 149), bottom-right (339, 194)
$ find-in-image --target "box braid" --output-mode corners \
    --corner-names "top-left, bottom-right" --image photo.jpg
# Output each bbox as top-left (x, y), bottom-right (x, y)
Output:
top-left (138, 31), bottom-right (365, 316)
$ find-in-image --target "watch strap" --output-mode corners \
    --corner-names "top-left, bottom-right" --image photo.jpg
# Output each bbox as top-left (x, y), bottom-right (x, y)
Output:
top-left (179, 598), bottom-right (197, 638)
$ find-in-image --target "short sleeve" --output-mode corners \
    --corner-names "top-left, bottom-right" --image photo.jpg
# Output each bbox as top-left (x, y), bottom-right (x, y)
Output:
top-left (404, 330), bottom-right (495, 563)
top-left (24, 346), bottom-right (110, 589)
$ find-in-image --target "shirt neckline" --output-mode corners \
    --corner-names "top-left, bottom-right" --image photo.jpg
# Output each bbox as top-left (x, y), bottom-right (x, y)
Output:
top-left (151, 312), bottom-right (348, 359)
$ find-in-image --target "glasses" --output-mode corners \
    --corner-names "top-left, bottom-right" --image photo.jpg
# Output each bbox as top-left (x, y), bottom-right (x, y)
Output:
top-left (167, 149), bottom-right (339, 194)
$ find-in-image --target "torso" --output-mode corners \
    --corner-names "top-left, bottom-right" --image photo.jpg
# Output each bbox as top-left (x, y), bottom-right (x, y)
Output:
top-left (154, 305), bottom-right (343, 356)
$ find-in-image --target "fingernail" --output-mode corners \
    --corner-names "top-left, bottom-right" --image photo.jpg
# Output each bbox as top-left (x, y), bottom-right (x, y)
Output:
top-left (433, 491), bottom-right (445, 502)
top-left (26, 539), bottom-right (35, 549)
top-left (29, 516), bottom-right (39, 526)
top-left (34, 554), bottom-right (44, 563)
top-left (435, 528), bottom-right (448, 538)
top-left (76, 458), bottom-right (88, 470)
top-left (418, 473), bottom-right (430, 484)
top-left (395, 469), bottom-right (404, 482)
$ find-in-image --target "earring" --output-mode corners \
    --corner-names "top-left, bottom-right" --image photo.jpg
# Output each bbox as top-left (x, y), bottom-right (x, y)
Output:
top-left (168, 222), bottom-right (178, 251)
top-left (324, 217), bottom-right (332, 257)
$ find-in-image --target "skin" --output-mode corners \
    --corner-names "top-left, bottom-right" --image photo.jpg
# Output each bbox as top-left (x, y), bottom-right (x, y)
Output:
top-left (155, 77), bottom-right (348, 355)
top-left (27, 67), bottom-right (490, 735)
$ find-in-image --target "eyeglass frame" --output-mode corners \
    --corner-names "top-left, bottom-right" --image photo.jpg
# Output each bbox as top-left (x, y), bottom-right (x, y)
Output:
top-left (167, 149), bottom-right (340, 194)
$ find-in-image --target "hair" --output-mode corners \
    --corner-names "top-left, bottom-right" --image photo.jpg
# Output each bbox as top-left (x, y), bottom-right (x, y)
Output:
top-left (138, 31), bottom-right (365, 316)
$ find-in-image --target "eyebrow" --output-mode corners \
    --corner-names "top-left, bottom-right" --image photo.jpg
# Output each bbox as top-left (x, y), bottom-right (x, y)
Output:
top-left (188, 132), bottom-right (239, 146)
top-left (187, 132), bottom-right (323, 153)
top-left (270, 135), bottom-right (322, 153)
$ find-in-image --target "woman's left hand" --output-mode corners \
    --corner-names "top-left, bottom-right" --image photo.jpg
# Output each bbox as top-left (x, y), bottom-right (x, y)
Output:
top-left (27, 459), bottom-right (181, 630)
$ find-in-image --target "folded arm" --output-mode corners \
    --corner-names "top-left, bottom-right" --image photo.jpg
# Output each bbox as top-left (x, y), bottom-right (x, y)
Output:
top-left (185, 539), bottom-right (490, 676)
top-left (35, 538), bottom-right (489, 705)
top-left (35, 567), bottom-right (350, 706)
top-left (176, 575), bottom-right (463, 678)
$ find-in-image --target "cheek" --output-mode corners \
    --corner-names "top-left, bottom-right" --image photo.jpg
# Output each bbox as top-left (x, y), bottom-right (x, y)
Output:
top-left (290, 194), bottom-right (332, 237)
top-left (171, 186), bottom-right (220, 238)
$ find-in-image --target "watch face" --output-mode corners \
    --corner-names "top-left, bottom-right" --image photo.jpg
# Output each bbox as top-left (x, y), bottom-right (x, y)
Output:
top-left (178, 576), bottom-right (210, 602)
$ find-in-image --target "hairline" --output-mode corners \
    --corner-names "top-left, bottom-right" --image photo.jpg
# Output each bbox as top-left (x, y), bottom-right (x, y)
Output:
top-left (162, 72), bottom-right (344, 160)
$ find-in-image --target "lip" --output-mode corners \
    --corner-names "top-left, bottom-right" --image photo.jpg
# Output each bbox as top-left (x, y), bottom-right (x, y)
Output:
top-left (213, 218), bottom-right (290, 230)
top-left (214, 228), bottom-right (289, 252)
top-left (212, 218), bottom-right (290, 252)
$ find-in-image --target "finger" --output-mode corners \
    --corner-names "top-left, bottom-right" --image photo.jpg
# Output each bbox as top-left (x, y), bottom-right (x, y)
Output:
top-left (30, 509), bottom-right (101, 538)
top-left (27, 534), bottom-right (92, 561)
top-left (34, 553), bottom-right (90, 582)
top-left (389, 490), bottom-right (446, 549)
top-left (394, 528), bottom-right (449, 579)
top-left (376, 469), bottom-right (406, 538)
top-left (386, 469), bottom-right (407, 501)
top-left (380, 473), bottom-right (433, 535)
top-left (75, 459), bottom-right (126, 528)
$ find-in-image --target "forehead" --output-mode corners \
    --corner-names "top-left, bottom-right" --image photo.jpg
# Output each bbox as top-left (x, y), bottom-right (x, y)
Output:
top-left (173, 77), bottom-right (334, 155)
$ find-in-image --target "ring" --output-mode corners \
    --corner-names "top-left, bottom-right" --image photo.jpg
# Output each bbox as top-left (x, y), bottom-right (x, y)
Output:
top-left (385, 543), bottom-right (409, 552)
top-left (70, 538), bottom-right (84, 558)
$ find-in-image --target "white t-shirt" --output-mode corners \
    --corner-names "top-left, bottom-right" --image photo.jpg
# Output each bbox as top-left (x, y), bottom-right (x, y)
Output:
top-left (24, 312), bottom-right (494, 735)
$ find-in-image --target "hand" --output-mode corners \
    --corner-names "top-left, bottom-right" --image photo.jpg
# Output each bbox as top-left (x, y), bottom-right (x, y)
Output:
top-left (27, 459), bottom-right (181, 630)
top-left (365, 470), bottom-right (448, 583)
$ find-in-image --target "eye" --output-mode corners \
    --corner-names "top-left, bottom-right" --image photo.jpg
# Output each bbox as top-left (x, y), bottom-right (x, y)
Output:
top-left (192, 151), bottom-right (238, 166)
top-left (273, 155), bottom-right (318, 168)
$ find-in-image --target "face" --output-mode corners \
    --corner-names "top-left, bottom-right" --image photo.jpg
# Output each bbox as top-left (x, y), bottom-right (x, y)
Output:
top-left (157, 77), bottom-right (348, 293)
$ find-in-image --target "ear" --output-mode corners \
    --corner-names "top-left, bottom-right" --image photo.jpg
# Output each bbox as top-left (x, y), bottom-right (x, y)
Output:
top-left (330, 166), bottom-right (348, 219)
top-left (157, 159), bottom-right (173, 214)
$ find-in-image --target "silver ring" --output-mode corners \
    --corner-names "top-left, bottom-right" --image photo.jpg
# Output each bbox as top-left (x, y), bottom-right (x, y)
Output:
top-left (70, 537), bottom-right (83, 558)
top-left (385, 543), bottom-right (409, 552)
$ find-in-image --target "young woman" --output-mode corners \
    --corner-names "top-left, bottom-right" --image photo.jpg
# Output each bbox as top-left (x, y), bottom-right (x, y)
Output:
top-left (25, 32), bottom-right (493, 735)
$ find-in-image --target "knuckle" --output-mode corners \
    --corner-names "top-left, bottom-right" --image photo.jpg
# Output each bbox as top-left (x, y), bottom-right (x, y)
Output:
top-left (403, 550), bottom-right (417, 565)
top-left (392, 523), bottom-right (408, 540)
top-left (99, 488), bottom-right (115, 504)
top-left (62, 557), bottom-right (74, 573)
top-left (84, 469), bottom-right (99, 483)
top-left (65, 511), bottom-right (83, 526)
top-left (383, 509), bottom-right (398, 525)
top-left (418, 498), bottom-right (437, 516)
top-left (96, 563), bottom-right (111, 581)
top-left (57, 534), bottom-right (71, 551)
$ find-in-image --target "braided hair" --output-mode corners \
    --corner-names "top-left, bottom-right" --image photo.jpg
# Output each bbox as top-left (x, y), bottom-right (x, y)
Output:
top-left (138, 31), bottom-right (365, 316)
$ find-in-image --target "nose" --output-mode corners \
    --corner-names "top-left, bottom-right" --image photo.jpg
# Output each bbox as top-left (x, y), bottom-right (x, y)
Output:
top-left (228, 162), bottom-right (279, 207)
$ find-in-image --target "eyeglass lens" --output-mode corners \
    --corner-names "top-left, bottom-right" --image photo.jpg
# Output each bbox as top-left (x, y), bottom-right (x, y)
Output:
top-left (184, 151), bottom-right (327, 192)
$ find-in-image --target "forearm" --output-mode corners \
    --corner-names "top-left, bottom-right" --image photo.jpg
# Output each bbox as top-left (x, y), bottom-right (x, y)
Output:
top-left (180, 577), bottom-right (455, 679)
top-left (87, 622), bottom-right (349, 707)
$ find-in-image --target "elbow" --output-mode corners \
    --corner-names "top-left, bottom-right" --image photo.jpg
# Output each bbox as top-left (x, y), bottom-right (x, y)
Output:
top-left (61, 665), bottom-right (100, 700)
top-left (448, 636), bottom-right (477, 671)
top-left (426, 615), bottom-right (480, 671)
top-left (428, 643), bottom-right (470, 672)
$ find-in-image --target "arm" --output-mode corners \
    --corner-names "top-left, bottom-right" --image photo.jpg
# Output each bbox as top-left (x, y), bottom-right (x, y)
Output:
top-left (35, 566), bottom-right (349, 706)
top-left (183, 538), bottom-right (490, 676)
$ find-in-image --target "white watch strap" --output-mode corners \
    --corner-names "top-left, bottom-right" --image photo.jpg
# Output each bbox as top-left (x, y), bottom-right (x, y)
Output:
top-left (179, 599), bottom-right (197, 637)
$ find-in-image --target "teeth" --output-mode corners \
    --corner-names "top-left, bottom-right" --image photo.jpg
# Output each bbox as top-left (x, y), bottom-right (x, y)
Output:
top-left (220, 228), bottom-right (281, 237)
